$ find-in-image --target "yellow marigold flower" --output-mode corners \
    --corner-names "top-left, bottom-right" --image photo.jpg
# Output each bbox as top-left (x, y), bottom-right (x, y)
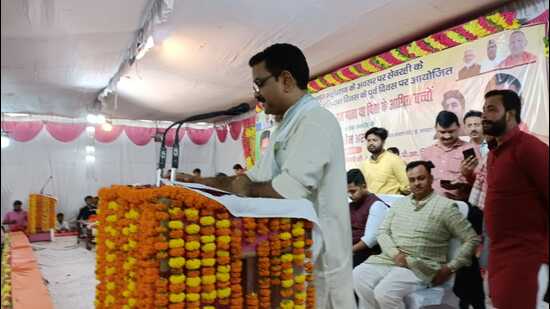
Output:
top-left (169, 293), bottom-right (186, 303)
top-left (280, 299), bottom-right (294, 309)
top-left (168, 208), bottom-right (182, 216)
top-left (168, 220), bottom-right (184, 230)
top-left (202, 275), bottom-right (216, 285)
top-left (201, 290), bottom-right (217, 301)
top-left (125, 209), bottom-right (139, 220)
top-left (217, 287), bottom-right (231, 298)
top-left (294, 305), bottom-right (305, 309)
top-left (283, 267), bottom-right (293, 274)
top-left (128, 240), bottom-right (137, 249)
top-left (294, 274), bottom-right (306, 284)
top-left (169, 274), bottom-right (186, 284)
top-left (107, 201), bottom-right (119, 210)
top-left (281, 253), bottom-right (294, 263)
top-left (294, 221), bottom-right (304, 228)
top-left (279, 232), bottom-right (292, 240)
top-left (217, 235), bottom-right (231, 244)
top-left (108, 229), bottom-right (119, 237)
top-left (202, 258), bottom-right (216, 267)
top-left (105, 295), bottom-right (115, 305)
top-left (184, 209), bottom-right (199, 220)
top-left (127, 281), bottom-right (136, 291)
top-left (216, 250), bottom-right (229, 257)
top-left (295, 291), bottom-right (306, 301)
top-left (186, 293), bottom-right (200, 302)
top-left (169, 239), bottom-right (185, 249)
top-left (186, 258), bottom-right (201, 270)
top-left (123, 262), bottom-right (132, 271)
top-left (122, 244), bottom-right (130, 251)
top-left (294, 254), bottom-right (306, 262)
top-left (291, 227), bottom-right (305, 237)
top-left (185, 241), bottom-right (201, 251)
top-left (105, 239), bottom-right (115, 249)
top-left (293, 240), bottom-right (305, 248)
top-left (106, 254), bottom-right (116, 262)
top-left (185, 224), bottom-right (200, 234)
top-left (128, 298), bottom-right (136, 307)
top-left (186, 276), bottom-right (202, 287)
top-left (217, 265), bottom-right (230, 273)
top-left (106, 282), bottom-right (116, 291)
top-left (200, 216), bottom-right (215, 226)
top-left (203, 306), bottom-right (216, 309)
top-left (122, 227), bottom-right (130, 236)
top-left (128, 224), bottom-right (137, 233)
top-left (202, 243), bottom-right (216, 252)
top-left (200, 235), bottom-right (216, 243)
top-left (168, 257), bottom-right (186, 268)
top-left (106, 215), bottom-right (118, 223)
top-left (216, 272), bottom-right (230, 282)
top-left (215, 219), bottom-right (231, 229)
top-left (128, 271), bottom-right (136, 278)
top-left (281, 279), bottom-right (294, 288)
top-left (122, 290), bottom-right (131, 298)
top-left (105, 267), bottom-right (116, 276)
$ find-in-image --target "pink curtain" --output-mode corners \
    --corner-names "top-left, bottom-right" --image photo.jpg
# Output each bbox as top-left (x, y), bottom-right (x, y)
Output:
top-left (162, 128), bottom-right (186, 147)
top-left (229, 120), bottom-right (243, 140)
top-left (2, 121), bottom-right (44, 142)
top-left (124, 126), bottom-right (155, 146)
top-left (45, 122), bottom-right (86, 143)
top-left (187, 128), bottom-right (214, 145)
top-left (215, 126), bottom-right (228, 143)
top-left (95, 125), bottom-right (124, 143)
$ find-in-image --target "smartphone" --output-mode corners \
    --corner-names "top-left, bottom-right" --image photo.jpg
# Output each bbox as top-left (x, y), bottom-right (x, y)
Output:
top-left (462, 148), bottom-right (476, 160)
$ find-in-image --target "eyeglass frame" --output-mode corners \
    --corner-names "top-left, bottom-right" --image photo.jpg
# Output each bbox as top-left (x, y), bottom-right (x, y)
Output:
top-left (252, 74), bottom-right (276, 93)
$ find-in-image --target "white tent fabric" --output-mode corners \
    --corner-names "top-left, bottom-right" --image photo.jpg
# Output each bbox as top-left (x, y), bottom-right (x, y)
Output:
top-left (1, 127), bottom-right (245, 219)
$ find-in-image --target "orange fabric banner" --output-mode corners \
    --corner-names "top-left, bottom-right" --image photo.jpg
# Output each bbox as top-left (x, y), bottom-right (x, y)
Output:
top-left (9, 232), bottom-right (54, 309)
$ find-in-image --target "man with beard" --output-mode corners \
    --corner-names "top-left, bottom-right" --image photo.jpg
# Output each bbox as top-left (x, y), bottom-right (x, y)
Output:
top-left (361, 127), bottom-right (409, 195)
top-left (458, 48), bottom-right (481, 80)
top-left (421, 111), bottom-right (480, 201)
top-left (481, 89), bottom-right (548, 309)
top-left (347, 169), bottom-right (389, 268)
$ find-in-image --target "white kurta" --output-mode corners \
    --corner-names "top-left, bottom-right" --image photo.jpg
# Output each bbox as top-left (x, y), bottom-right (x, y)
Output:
top-left (247, 96), bottom-right (355, 309)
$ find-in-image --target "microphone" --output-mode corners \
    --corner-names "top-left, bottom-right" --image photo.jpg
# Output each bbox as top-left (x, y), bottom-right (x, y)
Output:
top-left (40, 176), bottom-right (53, 195)
top-left (156, 103), bottom-right (251, 185)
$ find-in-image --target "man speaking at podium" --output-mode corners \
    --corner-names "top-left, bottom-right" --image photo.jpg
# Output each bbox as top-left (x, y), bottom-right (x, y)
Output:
top-left (175, 43), bottom-right (355, 308)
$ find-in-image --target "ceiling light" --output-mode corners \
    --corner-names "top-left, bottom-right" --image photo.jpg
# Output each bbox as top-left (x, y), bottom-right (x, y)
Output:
top-left (85, 155), bottom-right (96, 164)
top-left (86, 126), bottom-right (95, 134)
top-left (96, 114), bottom-right (106, 125)
top-left (85, 145), bottom-right (95, 154)
top-left (101, 122), bottom-right (113, 132)
top-left (136, 36), bottom-right (155, 60)
top-left (1, 134), bottom-right (10, 149)
top-left (86, 114), bottom-right (98, 123)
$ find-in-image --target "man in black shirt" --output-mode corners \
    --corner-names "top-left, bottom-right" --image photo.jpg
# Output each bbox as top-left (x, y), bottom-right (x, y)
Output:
top-left (77, 196), bottom-right (96, 221)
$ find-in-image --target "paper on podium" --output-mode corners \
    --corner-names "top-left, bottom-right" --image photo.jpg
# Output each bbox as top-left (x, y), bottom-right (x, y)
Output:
top-left (163, 180), bottom-right (325, 262)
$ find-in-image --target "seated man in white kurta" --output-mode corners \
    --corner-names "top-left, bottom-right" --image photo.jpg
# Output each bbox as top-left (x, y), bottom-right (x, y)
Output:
top-left (174, 43), bottom-right (355, 309)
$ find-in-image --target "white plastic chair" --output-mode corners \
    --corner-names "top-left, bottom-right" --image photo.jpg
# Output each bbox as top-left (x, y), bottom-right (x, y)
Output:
top-left (403, 201), bottom-right (469, 309)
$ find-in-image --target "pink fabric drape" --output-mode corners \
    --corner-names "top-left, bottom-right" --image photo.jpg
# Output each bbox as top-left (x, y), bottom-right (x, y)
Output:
top-left (45, 122), bottom-right (86, 143)
top-left (229, 120), bottom-right (243, 140)
top-left (94, 125), bottom-right (124, 143)
top-left (2, 121), bottom-right (44, 142)
top-left (187, 128), bottom-right (214, 145)
top-left (124, 126), bottom-right (155, 146)
top-left (215, 126), bottom-right (228, 143)
top-left (163, 128), bottom-right (186, 147)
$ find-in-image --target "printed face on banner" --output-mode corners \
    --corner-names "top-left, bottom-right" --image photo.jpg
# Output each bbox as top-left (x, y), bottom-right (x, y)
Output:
top-left (313, 25), bottom-right (548, 169)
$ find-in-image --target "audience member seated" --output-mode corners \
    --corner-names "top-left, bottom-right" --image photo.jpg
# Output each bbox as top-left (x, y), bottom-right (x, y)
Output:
top-left (2, 200), bottom-right (28, 232)
top-left (55, 213), bottom-right (70, 232)
top-left (361, 127), bottom-right (409, 195)
top-left (192, 168), bottom-right (202, 178)
top-left (421, 111), bottom-right (480, 201)
top-left (347, 169), bottom-right (389, 268)
top-left (233, 164), bottom-right (246, 175)
top-left (353, 161), bottom-right (480, 309)
top-left (77, 196), bottom-right (97, 221)
top-left (216, 172), bottom-right (228, 177)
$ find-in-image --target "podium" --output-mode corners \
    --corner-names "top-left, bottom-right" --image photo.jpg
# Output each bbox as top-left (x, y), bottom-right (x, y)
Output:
top-left (94, 184), bottom-right (317, 309)
top-left (27, 194), bottom-right (57, 240)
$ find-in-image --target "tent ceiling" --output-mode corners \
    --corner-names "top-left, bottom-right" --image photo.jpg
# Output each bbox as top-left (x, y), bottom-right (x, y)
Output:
top-left (1, 0), bottom-right (506, 121)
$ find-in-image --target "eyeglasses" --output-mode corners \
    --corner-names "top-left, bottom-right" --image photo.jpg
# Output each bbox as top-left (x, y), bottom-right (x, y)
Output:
top-left (252, 75), bottom-right (274, 93)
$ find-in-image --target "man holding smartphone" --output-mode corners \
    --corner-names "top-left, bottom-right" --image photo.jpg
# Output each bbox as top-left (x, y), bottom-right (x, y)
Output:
top-left (421, 111), bottom-right (480, 201)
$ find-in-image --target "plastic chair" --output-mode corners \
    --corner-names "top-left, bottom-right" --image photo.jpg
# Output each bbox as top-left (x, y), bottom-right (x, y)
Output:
top-left (403, 201), bottom-right (469, 309)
